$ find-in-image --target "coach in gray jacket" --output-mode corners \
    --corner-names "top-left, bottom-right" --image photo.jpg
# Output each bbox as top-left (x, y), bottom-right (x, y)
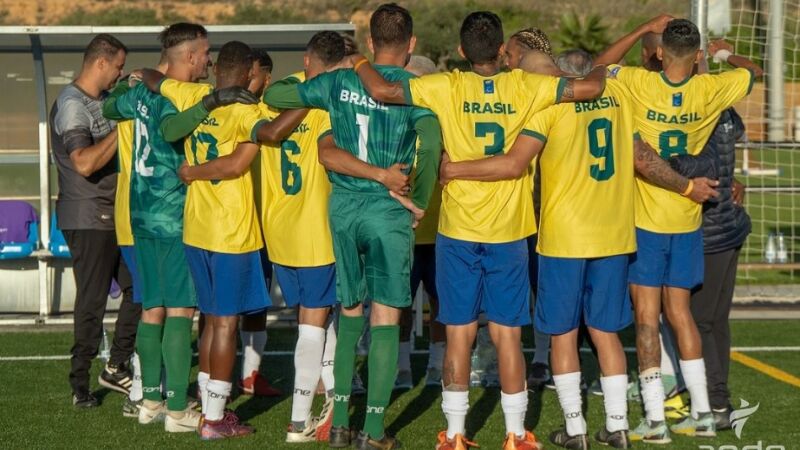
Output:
top-left (50, 34), bottom-right (141, 408)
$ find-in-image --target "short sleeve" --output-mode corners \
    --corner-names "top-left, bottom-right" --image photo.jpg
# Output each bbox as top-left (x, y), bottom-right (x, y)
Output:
top-left (297, 71), bottom-right (337, 109)
top-left (234, 105), bottom-right (267, 143)
top-left (521, 106), bottom-right (558, 143)
top-left (159, 79), bottom-right (212, 111)
top-left (407, 72), bottom-right (452, 112)
top-left (518, 72), bottom-right (562, 112)
top-left (709, 68), bottom-right (754, 111)
top-left (317, 112), bottom-right (332, 140)
top-left (606, 64), bottom-right (640, 86)
top-left (54, 98), bottom-right (94, 154)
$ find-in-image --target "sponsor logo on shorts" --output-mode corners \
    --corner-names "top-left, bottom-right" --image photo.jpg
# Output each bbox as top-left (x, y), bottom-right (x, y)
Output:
top-left (334, 394), bottom-right (350, 402)
top-left (294, 389), bottom-right (312, 396)
top-left (366, 405), bottom-right (385, 414)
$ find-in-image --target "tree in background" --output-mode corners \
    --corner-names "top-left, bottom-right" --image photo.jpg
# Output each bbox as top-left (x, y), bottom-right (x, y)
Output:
top-left (555, 12), bottom-right (611, 56)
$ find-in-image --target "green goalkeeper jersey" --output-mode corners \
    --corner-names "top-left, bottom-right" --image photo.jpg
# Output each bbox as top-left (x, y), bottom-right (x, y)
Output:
top-left (264, 65), bottom-right (438, 196)
top-left (105, 83), bottom-right (186, 238)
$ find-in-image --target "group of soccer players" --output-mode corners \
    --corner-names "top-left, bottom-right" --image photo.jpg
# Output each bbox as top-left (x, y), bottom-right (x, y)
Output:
top-left (92, 2), bottom-right (763, 449)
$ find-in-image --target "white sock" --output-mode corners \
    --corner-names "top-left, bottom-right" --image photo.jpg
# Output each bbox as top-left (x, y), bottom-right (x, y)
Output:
top-left (428, 341), bottom-right (445, 370)
top-left (640, 368), bottom-right (666, 422)
top-left (129, 352), bottom-right (143, 402)
top-left (321, 320), bottom-right (337, 395)
top-left (240, 330), bottom-right (267, 380)
top-left (600, 374), bottom-right (629, 432)
top-left (500, 390), bottom-right (528, 438)
top-left (197, 371), bottom-right (210, 415)
top-left (206, 379), bottom-right (232, 422)
top-left (398, 340), bottom-right (412, 372)
top-left (292, 325), bottom-right (326, 423)
top-left (553, 372), bottom-right (586, 436)
top-left (680, 358), bottom-right (711, 417)
top-left (441, 390), bottom-right (469, 439)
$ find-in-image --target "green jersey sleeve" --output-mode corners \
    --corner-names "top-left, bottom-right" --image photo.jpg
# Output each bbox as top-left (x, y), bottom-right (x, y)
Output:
top-left (410, 116), bottom-right (443, 210)
top-left (103, 81), bottom-right (133, 120)
top-left (296, 71), bottom-right (338, 109)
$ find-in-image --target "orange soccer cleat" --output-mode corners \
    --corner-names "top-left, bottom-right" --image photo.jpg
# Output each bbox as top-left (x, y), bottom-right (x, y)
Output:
top-left (502, 431), bottom-right (543, 450)
top-left (435, 431), bottom-right (479, 449)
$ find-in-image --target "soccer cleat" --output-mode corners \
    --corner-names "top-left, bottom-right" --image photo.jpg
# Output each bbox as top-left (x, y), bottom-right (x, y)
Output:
top-left (712, 406), bottom-right (732, 431)
top-left (595, 428), bottom-right (630, 449)
top-left (122, 397), bottom-right (142, 418)
top-left (239, 370), bottom-right (282, 397)
top-left (286, 417), bottom-right (319, 443)
top-left (199, 415), bottom-right (254, 440)
top-left (98, 362), bottom-right (133, 395)
top-left (72, 392), bottom-right (99, 408)
top-left (435, 431), bottom-right (479, 449)
top-left (670, 412), bottom-right (716, 438)
top-left (549, 428), bottom-right (589, 450)
top-left (425, 367), bottom-right (443, 387)
top-left (138, 399), bottom-right (166, 425)
top-left (393, 369), bottom-right (413, 390)
top-left (165, 408), bottom-right (201, 433)
top-left (329, 426), bottom-right (355, 448)
top-left (527, 362), bottom-right (550, 390)
top-left (629, 419), bottom-right (671, 444)
top-left (664, 394), bottom-right (690, 420)
top-left (588, 379), bottom-right (604, 397)
top-left (353, 431), bottom-right (401, 450)
top-left (351, 373), bottom-right (367, 395)
top-left (316, 396), bottom-right (334, 442)
top-left (503, 431), bottom-right (543, 450)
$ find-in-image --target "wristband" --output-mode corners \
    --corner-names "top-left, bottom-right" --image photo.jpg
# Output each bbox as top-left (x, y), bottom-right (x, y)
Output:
top-left (353, 58), bottom-right (368, 72)
top-left (681, 179), bottom-right (694, 197)
top-left (713, 49), bottom-right (732, 63)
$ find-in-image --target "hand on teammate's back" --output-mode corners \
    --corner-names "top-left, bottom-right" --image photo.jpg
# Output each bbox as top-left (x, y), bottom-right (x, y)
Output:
top-left (377, 163), bottom-right (410, 195)
top-left (688, 177), bottom-right (720, 203)
top-left (389, 190), bottom-right (425, 229)
top-left (201, 86), bottom-right (260, 111)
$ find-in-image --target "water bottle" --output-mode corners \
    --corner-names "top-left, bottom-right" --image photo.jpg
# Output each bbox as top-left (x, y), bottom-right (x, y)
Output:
top-left (99, 328), bottom-right (111, 363)
top-left (776, 232), bottom-right (789, 263)
top-left (764, 233), bottom-right (777, 263)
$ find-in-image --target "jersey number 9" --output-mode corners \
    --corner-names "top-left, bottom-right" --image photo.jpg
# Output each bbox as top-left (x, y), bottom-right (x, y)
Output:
top-left (587, 118), bottom-right (615, 181)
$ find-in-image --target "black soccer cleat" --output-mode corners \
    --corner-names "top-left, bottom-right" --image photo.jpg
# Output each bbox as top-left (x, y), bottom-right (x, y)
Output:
top-left (73, 392), bottom-right (99, 408)
top-left (98, 362), bottom-right (133, 395)
top-left (550, 428), bottom-right (590, 450)
top-left (329, 426), bottom-right (354, 448)
top-left (595, 428), bottom-right (630, 448)
top-left (354, 431), bottom-right (402, 450)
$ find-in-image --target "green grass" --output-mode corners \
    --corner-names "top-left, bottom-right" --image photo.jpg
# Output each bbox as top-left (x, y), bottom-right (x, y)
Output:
top-left (0, 320), bottom-right (798, 448)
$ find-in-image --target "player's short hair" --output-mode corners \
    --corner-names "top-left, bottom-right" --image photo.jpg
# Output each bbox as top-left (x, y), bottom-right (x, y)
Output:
top-left (460, 11), bottom-right (504, 64)
top-left (556, 49), bottom-right (593, 76)
top-left (307, 31), bottom-right (345, 67)
top-left (159, 22), bottom-right (208, 50)
top-left (662, 19), bottom-right (701, 57)
top-left (83, 34), bottom-right (127, 64)
top-left (252, 49), bottom-right (273, 73)
top-left (511, 27), bottom-right (552, 57)
top-left (370, 3), bottom-right (413, 49)
top-left (405, 55), bottom-right (437, 76)
top-left (215, 40), bottom-right (255, 80)
top-left (341, 33), bottom-right (359, 56)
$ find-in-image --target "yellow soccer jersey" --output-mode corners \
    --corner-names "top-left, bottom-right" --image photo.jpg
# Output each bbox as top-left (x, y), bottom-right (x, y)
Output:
top-left (526, 79), bottom-right (636, 258)
top-left (258, 72), bottom-right (335, 267)
top-left (406, 69), bottom-right (565, 243)
top-left (160, 79), bottom-right (265, 254)
top-left (608, 65), bottom-right (754, 233)
top-left (114, 120), bottom-right (134, 246)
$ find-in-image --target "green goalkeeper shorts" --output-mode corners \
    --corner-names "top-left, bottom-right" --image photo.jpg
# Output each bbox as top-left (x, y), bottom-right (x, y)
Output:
top-left (329, 190), bottom-right (414, 309)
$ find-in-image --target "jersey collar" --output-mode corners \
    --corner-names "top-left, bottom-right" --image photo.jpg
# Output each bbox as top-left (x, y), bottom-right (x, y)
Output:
top-left (659, 71), bottom-right (692, 88)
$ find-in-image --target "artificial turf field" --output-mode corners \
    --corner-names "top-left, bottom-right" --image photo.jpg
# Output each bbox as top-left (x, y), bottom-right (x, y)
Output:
top-left (0, 319), bottom-right (797, 449)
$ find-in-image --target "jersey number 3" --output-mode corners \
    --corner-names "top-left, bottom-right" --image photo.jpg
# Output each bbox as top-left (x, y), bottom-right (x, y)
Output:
top-left (587, 118), bottom-right (615, 181)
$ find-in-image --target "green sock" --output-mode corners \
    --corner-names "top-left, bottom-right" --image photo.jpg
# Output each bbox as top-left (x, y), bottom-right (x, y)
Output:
top-left (363, 325), bottom-right (399, 439)
top-left (162, 316), bottom-right (193, 412)
top-left (136, 321), bottom-right (163, 402)
top-left (332, 314), bottom-right (366, 428)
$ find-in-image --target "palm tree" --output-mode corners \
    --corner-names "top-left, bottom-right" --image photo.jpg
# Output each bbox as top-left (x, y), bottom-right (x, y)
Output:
top-left (555, 12), bottom-right (611, 55)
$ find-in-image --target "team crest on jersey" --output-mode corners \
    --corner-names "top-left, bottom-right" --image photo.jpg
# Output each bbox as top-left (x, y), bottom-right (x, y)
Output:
top-left (483, 79), bottom-right (494, 94)
top-left (608, 66), bottom-right (621, 78)
top-left (672, 92), bottom-right (683, 107)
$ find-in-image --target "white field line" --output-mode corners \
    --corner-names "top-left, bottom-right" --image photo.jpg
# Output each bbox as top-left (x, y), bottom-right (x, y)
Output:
top-left (1, 346), bottom-right (798, 362)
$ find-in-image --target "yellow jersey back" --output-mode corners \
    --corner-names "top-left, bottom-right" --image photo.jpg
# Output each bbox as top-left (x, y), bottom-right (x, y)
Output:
top-left (114, 120), bottom-right (134, 246)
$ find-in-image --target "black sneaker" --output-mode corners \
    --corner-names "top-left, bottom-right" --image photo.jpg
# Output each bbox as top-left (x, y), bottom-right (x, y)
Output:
top-left (329, 426), bottom-right (354, 448)
top-left (73, 392), bottom-right (99, 408)
top-left (98, 362), bottom-right (133, 395)
top-left (713, 406), bottom-right (732, 431)
top-left (550, 428), bottom-right (590, 450)
top-left (595, 428), bottom-right (630, 448)
top-left (527, 362), bottom-right (550, 390)
top-left (354, 431), bottom-right (401, 450)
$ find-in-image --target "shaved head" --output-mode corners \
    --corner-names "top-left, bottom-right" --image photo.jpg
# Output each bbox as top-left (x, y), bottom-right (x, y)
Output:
top-left (519, 50), bottom-right (562, 76)
top-left (405, 55), bottom-right (437, 76)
